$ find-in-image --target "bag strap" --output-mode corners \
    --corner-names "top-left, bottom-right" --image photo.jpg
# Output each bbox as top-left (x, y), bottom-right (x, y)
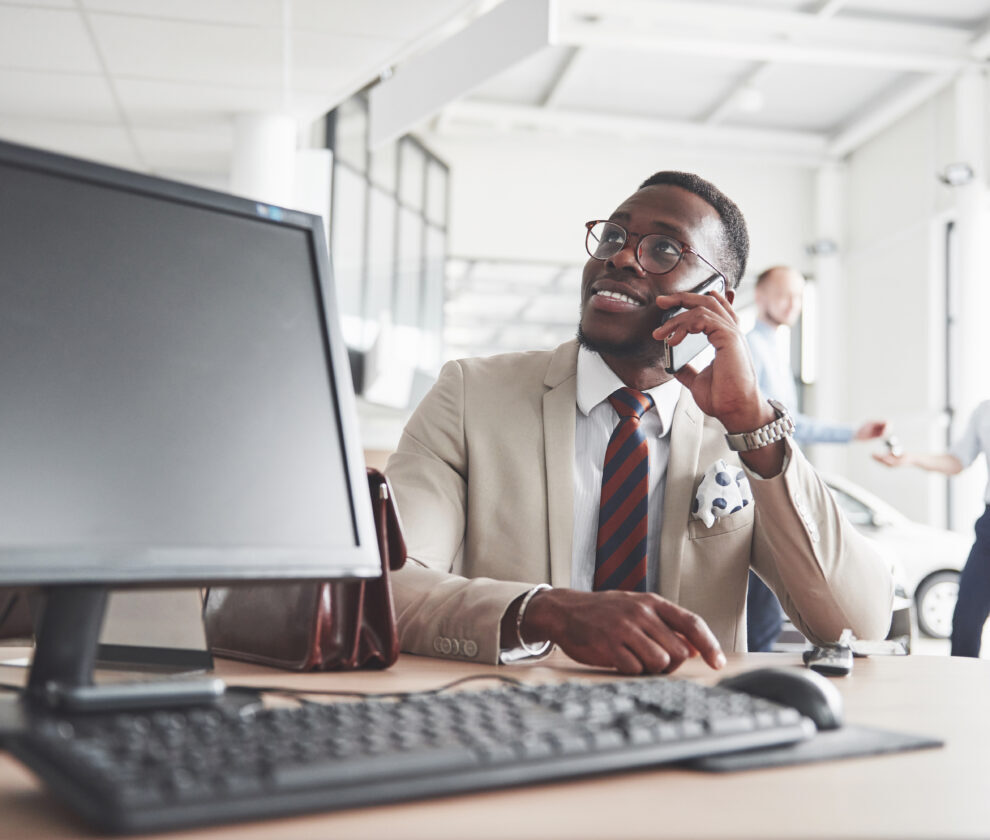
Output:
top-left (366, 467), bottom-right (407, 571)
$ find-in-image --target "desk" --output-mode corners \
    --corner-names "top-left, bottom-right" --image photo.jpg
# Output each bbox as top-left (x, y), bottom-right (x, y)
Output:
top-left (1, 649), bottom-right (987, 839)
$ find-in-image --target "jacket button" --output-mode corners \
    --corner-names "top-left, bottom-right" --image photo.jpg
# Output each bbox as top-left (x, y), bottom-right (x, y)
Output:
top-left (439, 637), bottom-right (452, 655)
top-left (463, 640), bottom-right (478, 657)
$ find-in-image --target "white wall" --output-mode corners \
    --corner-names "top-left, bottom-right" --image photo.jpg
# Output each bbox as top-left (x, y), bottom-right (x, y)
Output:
top-left (422, 130), bottom-right (816, 303)
top-left (838, 85), bottom-right (987, 533)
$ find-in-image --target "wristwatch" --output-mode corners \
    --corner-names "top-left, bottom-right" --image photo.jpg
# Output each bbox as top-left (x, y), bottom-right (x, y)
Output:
top-left (724, 399), bottom-right (795, 451)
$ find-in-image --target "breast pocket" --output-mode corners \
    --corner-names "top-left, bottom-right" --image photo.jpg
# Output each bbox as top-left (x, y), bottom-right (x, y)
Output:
top-left (687, 501), bottom-right (756, 541)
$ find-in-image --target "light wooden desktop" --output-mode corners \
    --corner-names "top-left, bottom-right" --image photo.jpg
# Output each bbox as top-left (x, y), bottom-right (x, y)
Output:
top-left (1, 647), bottom-right (988, 840)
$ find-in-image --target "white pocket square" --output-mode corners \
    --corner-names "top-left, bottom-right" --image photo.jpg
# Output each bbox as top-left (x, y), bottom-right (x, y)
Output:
top-left (692, 459), bottom-right (753, 528)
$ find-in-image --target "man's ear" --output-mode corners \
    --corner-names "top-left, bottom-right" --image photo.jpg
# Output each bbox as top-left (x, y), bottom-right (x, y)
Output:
top-left (726, 288), bottom-right (735, 305)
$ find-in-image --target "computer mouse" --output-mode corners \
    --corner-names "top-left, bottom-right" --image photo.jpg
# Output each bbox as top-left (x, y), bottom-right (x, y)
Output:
top-left (717, 666), bottom-right (844, 730)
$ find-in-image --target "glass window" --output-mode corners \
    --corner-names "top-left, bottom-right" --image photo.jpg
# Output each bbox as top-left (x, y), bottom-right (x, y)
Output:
top-left (399, 139), bottom-right (425, 211)
top-left (329, 166), bottom-right (366, 320)
top-left (426, 159), bottom-right (448, 226)
top-left (366, 186), bottom-right (396, 321)
top-left (331, 99), bottom-right (367, 171)
top-left (370, 144), bottom-right (397, 194)
top-left (422, 225), bottom-right (446, 338)
top-left (395, 208), bottom-right (423, 327)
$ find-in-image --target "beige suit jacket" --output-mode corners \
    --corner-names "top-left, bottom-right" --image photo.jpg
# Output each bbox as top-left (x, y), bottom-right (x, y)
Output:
top-left (386, 340), bottom-right (894, 665)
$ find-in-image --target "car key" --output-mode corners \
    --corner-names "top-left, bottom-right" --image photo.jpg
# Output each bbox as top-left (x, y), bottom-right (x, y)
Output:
top-left (803, 644), bottom-right (853, 676)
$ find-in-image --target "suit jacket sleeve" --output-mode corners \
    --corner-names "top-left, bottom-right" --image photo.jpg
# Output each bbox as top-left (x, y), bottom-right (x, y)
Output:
top-left (386, 360), bottom-right (536, 664)
top-left (745, 440), bottom-right (895, 644)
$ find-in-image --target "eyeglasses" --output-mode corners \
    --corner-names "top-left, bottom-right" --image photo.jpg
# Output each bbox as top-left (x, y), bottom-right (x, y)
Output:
top-left (584, 220), bottom-right (725, 280)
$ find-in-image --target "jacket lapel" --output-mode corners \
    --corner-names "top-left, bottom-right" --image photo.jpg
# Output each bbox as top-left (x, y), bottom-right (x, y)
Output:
top-left (543, 341), bottom-right (578, 588)
top-left (659, 389), bottom-right (704, 602)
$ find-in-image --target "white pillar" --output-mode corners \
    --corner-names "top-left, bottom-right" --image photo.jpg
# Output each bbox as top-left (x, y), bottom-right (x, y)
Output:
top-left (806, 162), bottom-right (847, 476)
top-left (229, 112), bottom-right (298, 206)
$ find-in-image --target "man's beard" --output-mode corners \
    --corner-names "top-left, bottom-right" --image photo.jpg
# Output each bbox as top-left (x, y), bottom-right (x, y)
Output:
top-left (575, 323), bottom-right (666, 366)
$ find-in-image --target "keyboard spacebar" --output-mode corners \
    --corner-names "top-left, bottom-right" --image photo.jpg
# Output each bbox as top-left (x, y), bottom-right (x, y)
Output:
top-left (274, 746), bottom-right (481, 790)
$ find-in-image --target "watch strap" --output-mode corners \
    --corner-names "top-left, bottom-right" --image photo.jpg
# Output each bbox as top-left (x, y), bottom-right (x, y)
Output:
top-left (724, 399), bottom-right (795, 451)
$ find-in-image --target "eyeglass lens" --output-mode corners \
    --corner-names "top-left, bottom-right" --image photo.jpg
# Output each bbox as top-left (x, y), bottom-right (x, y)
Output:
top-left (586, 221), bottom-right (682, 274)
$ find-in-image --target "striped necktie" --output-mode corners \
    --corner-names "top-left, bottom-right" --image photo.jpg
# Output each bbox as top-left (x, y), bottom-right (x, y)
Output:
top-left (594, 388), bottom-right (654, 592)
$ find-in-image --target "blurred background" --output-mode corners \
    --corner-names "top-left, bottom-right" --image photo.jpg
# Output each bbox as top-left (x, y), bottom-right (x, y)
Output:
top-left (4, 0), bottom-right (990, 648)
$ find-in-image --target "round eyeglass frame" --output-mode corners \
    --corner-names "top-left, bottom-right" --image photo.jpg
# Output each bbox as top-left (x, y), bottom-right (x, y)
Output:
top-left (584, 219), bottom-right (725, 280)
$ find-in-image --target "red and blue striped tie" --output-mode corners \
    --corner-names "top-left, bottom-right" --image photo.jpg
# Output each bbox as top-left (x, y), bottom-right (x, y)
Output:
top-left (594, 388), bottom-right (654, 592)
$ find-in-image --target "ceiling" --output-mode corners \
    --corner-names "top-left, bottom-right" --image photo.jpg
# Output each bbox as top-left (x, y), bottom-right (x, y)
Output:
top-left (6, 0), bottom-right (990, 368)
top-left (4, 0), bottom-right (990, 183)
top-left (0, 0), bottom-right (484, 183)
top-left (430, 0), bottom-right (990, 167)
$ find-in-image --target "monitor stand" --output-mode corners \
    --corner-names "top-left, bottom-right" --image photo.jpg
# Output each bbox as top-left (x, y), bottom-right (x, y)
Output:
top-left (26, 585), bottom-right (225, 712)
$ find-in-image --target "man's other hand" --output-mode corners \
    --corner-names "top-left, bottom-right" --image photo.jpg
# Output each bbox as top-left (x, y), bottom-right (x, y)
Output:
top-left (520, 589), bottom-right (726, 675)
top-left (855, 420), bottom-right (887, 440)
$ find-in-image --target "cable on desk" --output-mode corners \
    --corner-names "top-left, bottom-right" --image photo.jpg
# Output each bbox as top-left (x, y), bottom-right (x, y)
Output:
top-left (234, 672), bottom-right (528, 704)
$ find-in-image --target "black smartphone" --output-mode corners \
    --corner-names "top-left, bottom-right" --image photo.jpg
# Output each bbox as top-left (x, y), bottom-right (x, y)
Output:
top-left (658, 274), bottom-right (726, 373)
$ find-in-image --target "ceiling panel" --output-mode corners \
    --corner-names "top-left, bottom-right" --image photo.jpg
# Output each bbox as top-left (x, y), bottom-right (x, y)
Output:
top-left (0, 117), bottom-right (140, 169)
top-left (0, 5), bottom-right (101, 73)
top-left (134, 124), bottom-right (231, 173)
top-left (290, 28), bottom-right (397, 101)
top-left (89, 14), bottom-right (283, 87)
top-left (844, 0), bottom-right (990, 25)
top-left (725, 64), bottom-right (906, 132)
top-left (552, 48), bottom-right (756, 122)
top-left (0, 69), bottom-right (117, 122)
top-left (469, 45), bottom-right (575, 106)
top-left (292, 0), bottom-right (477, 40)
top-left (81, 0), bottom-right (282, 27)
top-left (113, 78), bottom-right (333, 127)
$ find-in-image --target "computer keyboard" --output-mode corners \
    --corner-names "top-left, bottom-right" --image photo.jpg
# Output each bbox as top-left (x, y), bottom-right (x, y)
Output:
top-left (5, 675), bottom-right (815, 834)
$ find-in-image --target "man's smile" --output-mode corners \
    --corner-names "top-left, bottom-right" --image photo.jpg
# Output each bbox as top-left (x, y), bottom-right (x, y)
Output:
top-left (594, 289), bottom-right (643, 307)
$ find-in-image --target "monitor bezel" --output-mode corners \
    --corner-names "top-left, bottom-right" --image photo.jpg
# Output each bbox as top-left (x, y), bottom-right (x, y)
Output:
top-left (0, 138), bottom-right (382, 586)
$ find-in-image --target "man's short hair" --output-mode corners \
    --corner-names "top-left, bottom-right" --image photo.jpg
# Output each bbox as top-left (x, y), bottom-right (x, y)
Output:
top-left (755, 265), bottom-right (802, 287)
top-left (638, 171), bottom-right (749, 289)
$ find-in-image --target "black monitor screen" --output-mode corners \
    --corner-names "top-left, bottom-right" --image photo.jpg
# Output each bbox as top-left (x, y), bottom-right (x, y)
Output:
top-left (0, 140), bottom-right (380, 585)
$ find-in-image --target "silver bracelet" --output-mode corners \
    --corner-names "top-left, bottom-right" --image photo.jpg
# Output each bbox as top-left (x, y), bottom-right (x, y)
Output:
top-left (516, 583), bottom-right (552, 654)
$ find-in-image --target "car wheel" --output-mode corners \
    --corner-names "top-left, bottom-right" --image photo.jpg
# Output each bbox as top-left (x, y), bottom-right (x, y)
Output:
top-left (915, 571), bottom-right (960, 639)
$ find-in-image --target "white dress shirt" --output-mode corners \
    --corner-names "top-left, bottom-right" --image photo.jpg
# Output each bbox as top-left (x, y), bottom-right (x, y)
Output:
top-left (571, 346), bottom-right (681, 592)
top-left (746, 319), bottom-right (853, 445)
top-left (950, 400), bottom-right (990, 505)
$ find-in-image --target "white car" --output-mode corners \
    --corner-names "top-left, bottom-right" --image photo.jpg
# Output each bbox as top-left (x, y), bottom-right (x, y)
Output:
top-left (824, 474), bottom-right (970, 639)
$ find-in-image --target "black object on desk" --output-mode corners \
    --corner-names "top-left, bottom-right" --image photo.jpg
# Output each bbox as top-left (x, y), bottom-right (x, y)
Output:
top-left (5, 674), bottom-right (814, 834)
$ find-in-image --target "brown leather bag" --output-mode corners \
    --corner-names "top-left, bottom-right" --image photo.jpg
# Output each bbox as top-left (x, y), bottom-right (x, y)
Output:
top-left (202, 467), bottom-right (406, 671)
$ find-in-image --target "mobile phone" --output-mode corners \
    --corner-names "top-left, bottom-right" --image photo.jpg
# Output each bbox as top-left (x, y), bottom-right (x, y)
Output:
top-left (658, 274), bottom-right (726, 373)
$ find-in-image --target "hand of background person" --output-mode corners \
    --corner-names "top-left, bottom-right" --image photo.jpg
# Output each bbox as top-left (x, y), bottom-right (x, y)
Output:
top-left (872, 451), bottom-right (904, 467)
top-left (519, 588), bottom-right (726, 676)
top-left (855, 420), bottom-right (887, 440)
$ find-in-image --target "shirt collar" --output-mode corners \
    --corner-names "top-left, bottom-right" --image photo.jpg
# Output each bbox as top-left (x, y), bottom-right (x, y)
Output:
top-left (576, 345), bottom-right (681, 434)
top-left (752, 319), bottom-right (776, 338)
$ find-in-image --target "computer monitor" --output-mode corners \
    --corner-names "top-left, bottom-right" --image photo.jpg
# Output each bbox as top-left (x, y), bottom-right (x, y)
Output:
top-left (0, 138), bottom-right (382, 708)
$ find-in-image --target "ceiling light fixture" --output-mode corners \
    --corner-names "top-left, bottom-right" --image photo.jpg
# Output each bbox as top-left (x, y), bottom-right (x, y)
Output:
top-left (735, 84), bottom-right (765, 114)
top-left (937, 162), bottom-right (975, 187)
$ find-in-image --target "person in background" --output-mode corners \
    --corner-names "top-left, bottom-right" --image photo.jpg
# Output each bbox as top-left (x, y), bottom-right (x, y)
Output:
top-left (744, 265), bottom-right (888, 652)
top-left (385, 172), bottom-right (894, 675)
top-left (873, 400), bottom-right (990, 657)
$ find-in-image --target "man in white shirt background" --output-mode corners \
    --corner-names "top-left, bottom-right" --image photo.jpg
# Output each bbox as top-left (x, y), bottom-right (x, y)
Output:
top-left (744, 265), bottom-right (887, 651)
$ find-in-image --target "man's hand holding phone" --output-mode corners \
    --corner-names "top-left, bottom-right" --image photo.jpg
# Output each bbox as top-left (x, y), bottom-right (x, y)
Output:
top-left (653, 280), bottom-right (783, 478)
top-left (656, 274), bottom-right (726, 373)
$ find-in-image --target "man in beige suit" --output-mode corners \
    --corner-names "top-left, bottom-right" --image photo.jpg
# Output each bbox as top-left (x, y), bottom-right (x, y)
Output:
top-left (386, 171), bottom-right (893, 675)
